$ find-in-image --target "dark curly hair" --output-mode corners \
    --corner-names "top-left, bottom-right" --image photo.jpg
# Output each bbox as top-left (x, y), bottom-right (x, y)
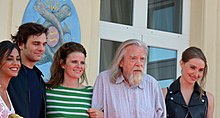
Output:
top-left (11, 22), bottom-right (48, 46)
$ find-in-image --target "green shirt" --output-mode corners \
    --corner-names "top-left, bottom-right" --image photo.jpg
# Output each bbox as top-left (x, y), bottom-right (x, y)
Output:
top-left (46, 86), bottom-right (93, 118)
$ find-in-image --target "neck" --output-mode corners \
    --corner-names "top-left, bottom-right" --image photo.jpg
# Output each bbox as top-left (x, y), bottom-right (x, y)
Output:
top-left (62, 77), bottom-right (80, 88)
top-left (21, 54), bottom-right (35, 69)
top-left (22, 60), bottom-right (35, 69)
top-left (0, 76), bottom-right (10, 91)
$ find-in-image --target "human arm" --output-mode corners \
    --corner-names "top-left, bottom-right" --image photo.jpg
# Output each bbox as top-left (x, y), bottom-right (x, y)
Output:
top-left (162, 88), bottom-right (167, 99)
top-left (91, 72), bottom-right (105, 114)
top-left (87, 108), bottom-right (104, 118)
top-left (154, 81), bottom-right (167, 118)
top-left (206, 92), bottom-right (214, 118)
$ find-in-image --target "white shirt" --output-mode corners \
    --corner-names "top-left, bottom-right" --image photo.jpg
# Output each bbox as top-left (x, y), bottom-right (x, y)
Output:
top-left (0, 91), bottom-right (15, 118)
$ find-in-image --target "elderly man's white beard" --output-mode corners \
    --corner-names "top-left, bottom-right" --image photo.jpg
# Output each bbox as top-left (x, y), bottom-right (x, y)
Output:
top-left (128, 72), bottom-right (144, 87)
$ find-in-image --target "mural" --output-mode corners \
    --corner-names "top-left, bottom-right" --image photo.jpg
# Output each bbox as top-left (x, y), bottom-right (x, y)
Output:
top-left (22, 0), bottom-right (81, 82)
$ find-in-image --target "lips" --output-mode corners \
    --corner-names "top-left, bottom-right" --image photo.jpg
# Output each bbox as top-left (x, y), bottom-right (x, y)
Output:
top-left (73, 69), bottom-right (83, 74)
top-left (35, 53), bottom-right (43, 57)
top-left (189, 75), bottom-right (197, 81)
top-left (133, 70), bottom-right (142, 72)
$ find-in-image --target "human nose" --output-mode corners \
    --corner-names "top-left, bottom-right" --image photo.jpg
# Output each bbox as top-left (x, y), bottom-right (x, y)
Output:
top-left (39, 44), bottom-right (46, 51)
top-left (135, 59), bottom-right (143, 66)
top-left (193, 70), bottom-right (201, 78)
top-left (13, 59), bottom-right (21, 65)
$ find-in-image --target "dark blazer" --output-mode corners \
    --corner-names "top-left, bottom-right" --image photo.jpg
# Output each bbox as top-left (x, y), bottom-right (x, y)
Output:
top-left (8, 64), bottom-right (46, 118)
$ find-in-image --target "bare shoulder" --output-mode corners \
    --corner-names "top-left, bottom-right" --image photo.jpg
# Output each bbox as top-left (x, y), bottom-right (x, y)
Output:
top-left (162, 88), bottom-right (167, 98)
top-left (206, 91), bottom-right (214, 102)
top-left (206, 91), bottom-right (214, 118)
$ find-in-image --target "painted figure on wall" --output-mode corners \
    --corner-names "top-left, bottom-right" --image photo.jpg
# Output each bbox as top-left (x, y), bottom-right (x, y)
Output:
top-left (22, 0), bottom-right (81, 81)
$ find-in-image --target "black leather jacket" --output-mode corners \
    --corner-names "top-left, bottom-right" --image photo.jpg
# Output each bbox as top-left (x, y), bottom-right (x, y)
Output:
top-left (8, 64), bottom-right (46, 118)
top-left (165, 78), bottom-right (208, 118)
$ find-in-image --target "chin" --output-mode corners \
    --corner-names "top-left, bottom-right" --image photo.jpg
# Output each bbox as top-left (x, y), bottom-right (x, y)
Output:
top-left (34, 58), bottom-right (42, 62)
top-left (12, 73), bottom-right (19, 77)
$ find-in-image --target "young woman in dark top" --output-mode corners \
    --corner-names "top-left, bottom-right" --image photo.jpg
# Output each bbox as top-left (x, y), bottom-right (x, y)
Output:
top-left (162, 47), bottom-right (214, 118)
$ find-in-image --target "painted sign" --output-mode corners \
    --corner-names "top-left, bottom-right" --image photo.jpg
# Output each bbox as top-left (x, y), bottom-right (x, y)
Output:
top-left (22, 0), bottom-right (81, 82)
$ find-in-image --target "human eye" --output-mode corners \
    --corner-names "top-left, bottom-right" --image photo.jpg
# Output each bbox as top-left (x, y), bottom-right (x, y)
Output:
top-left (43, 42), bottom-right (47, 47)
top-left (33, 42), bottom-right (40, 45)
top-left (17, 56), bottom-right (21, 61)
top-left (140, 57), bottom-right (146, 62)
top-left (190, 65), bottom-right (196, 70)
top-left (72, 60), bottom-right (78, 64)
top-left (130, 56), bottom-right (137, 62)
top-left (80, 61), bottom-right (85, 65)
top-left (7, 57), bottom-right (13, 61)
top-left (199, 68), bottom-right (204, 72)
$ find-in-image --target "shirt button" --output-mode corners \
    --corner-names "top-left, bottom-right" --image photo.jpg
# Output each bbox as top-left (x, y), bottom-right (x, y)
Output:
top-left (170, 97), bottom-right (174, 100)
top-left (202, 99), bottom-right (205, 102)
top-left (169, 91), bottom-right (173, 94)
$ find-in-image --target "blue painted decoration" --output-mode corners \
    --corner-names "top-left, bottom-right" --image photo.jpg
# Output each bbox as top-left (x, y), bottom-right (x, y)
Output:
top-left (22, 0), bottom-right (81, 82)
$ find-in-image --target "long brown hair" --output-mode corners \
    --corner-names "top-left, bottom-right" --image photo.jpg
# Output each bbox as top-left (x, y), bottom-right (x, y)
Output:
top-left (46, 42), bottom-right (87, 88)
top-left (181, 46), bottom-right (207, 97)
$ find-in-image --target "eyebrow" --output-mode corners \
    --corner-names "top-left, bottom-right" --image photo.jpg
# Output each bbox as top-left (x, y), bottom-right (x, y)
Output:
top-left (32, 41), bottom-right (47, 44)
top-left (8, 55), bottom-right (20, 57)
top-left (189, 63), bottom-right (204, 69)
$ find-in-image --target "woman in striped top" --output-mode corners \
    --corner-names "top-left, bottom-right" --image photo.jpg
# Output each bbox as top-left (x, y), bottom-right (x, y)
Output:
top-left (46, 42), bottom-right (102, 118)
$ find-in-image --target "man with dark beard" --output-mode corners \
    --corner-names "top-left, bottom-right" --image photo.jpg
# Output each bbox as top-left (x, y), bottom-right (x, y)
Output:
top-left (90, 39), bottom-right (166, 118)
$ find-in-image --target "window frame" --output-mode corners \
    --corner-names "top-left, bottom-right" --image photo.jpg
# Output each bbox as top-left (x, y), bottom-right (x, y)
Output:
top-left (98, 0), bottom-right (190, 87)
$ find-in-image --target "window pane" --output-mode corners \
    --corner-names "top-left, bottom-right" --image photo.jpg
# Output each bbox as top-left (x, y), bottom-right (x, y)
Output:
top-left (100, 40), bottom-right (177, 86)
top-left (147, 47), bottom-right (177, 81)
top-left (100, 0), bottom-right (133, 25)
top-left (147, 0), bottom-right (182, 33)
top-left (100, 39), bottom-right (121, 72)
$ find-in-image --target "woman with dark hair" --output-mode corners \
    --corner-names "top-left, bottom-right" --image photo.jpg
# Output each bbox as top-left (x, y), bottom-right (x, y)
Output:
top-left (0, 41), bottom-right (21, 117)
top-left (46, 42), bottom-right (102, 118)
top-left (163, 47), bottom-right (214, 118)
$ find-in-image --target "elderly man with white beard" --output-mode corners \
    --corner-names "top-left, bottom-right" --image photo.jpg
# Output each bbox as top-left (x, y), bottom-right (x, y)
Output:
top-left (90, 39), bottom-right (166, 118)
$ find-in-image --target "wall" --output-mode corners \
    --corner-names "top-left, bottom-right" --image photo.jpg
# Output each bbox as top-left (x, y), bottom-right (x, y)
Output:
top-left (0, 0), bottom-right (13, 40)
top-left (0, 0), bottom-right (219, 117)
top-left (71, 0), bottom-right (100, 85)
top-left (0, 0), bottom-right (100, 85)
top-left (190, 0), bottom-right (220, 117)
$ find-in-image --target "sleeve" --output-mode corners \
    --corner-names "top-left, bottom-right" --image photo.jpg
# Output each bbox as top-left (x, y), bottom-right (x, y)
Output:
top-left (91, 73), bottom-right (105, 111)
top-left (154, 81), bottom-right (167, 118)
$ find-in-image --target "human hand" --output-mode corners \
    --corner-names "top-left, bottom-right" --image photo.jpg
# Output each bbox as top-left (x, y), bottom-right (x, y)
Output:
top-left (8, 114), bottom-right (23, 118)
top-left (87, 108), bottom-right (104, 118)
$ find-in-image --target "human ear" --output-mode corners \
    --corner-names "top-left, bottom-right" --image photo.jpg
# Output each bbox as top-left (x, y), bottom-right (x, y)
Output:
top-left (60, 59), bottom-right (65, 69)
top-left (119, 60), bottom-right (124, 68)
top-left (180, 60), bottom-right (184, 68)
top-left (18, 43), bottom-right (24, 50)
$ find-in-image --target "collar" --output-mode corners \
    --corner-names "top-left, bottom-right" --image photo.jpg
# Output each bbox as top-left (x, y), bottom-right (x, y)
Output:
top-left (115, 74), bottom-right (144, 89)
top-left (169, 77), bottom-right (201, 94)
